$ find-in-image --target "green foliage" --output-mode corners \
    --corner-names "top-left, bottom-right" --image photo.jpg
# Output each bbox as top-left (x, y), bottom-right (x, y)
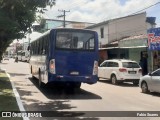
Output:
top-left (0, 0), bottom-right (56, 57)
top-left (0, 73), bottom-right (22, 118)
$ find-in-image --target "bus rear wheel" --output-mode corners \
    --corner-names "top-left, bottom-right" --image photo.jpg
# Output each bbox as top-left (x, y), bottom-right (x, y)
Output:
top-left (39, 71), bottom-right (45, 88)
top-left (31, 67), bottom-right (34, 79)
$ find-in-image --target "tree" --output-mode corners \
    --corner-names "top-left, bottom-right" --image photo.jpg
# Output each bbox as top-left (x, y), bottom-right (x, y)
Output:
top-left (0, 0), bottom-right (55, 58)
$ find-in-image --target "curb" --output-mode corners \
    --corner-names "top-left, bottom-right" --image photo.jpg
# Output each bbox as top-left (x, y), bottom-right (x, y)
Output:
top-left (6, 72), bottom-right (30, 120)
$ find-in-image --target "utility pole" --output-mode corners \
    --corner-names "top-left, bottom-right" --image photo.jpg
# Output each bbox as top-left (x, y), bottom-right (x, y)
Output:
top-left (57, 10), bottom-right (70, 28)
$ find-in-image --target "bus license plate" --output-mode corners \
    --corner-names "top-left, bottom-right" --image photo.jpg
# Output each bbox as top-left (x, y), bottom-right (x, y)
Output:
top-left (70, 71), bottom-right (79, 75)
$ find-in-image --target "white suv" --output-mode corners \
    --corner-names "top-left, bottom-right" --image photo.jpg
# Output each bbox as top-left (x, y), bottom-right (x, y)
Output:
top-left (98, 59), bottom-right (142, 85)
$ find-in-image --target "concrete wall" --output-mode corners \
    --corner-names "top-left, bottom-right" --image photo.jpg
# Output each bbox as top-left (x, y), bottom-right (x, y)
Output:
top-left (89, 25), bottom-right (109, 46)
top-left (108, 12), bottom-right (147, 43)
top-left (128, 48), bottom-right (146, 62)
top-left (87, 12), bottom-right (147, 47)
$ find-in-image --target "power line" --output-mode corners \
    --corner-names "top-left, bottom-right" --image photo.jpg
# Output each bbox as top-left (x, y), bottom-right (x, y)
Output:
top-left (131, 1), bottom-right (160, 15)
top-left (45, 1), bottom-right (160, 25)
top-left (101, 1), bottom-right (160, 23)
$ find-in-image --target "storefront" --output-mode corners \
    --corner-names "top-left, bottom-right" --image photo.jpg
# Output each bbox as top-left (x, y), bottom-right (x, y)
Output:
top-left (118, 35), bottom-right (152, 75)
top-left (99, 35), bottom-right (148, 66)
top-left (118, 35), bottom-right (148, 62)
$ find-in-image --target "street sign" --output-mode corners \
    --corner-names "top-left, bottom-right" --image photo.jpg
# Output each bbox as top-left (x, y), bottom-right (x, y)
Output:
top-left (148, 27), bottom-right (160, 50)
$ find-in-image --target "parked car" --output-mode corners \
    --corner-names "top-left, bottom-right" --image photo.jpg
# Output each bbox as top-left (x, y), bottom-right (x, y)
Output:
top-left (98, 59), bottom-right (142, 85)
top-left (139, 68), bottom-right (160, 93)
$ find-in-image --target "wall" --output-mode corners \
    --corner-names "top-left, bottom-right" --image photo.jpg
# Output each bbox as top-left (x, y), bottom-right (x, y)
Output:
top-left (44, 19), bottom-right (94, 29)
top-left (90, 24), bottom-right (109, 46)
top-left (128, 48), bottom-right (146, 62)
top-left (108, 12), bottom-right (147, 43)
top-left (87, 12), bottom-right (147, 47)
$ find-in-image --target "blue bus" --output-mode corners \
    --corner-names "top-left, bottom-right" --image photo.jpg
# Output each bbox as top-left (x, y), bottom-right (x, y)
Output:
top-left (29, 28), bottom-right (99, 88)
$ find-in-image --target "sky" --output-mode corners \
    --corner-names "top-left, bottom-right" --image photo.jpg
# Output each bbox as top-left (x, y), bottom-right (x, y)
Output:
top-left (14, 0), bottom-right (160, 44)
top-left (44, 0), bottom-right (160, 26)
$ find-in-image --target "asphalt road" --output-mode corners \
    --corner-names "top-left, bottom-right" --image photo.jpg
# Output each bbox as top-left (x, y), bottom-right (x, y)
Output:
top-left (1, 59), bottom-right (160, 120)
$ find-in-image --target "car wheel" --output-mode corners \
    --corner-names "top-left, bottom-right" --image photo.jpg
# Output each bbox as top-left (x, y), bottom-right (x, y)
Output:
top-left (141, 82), bottom-right (149, 93)
top-left (111, 74), bottom-right (117, 85)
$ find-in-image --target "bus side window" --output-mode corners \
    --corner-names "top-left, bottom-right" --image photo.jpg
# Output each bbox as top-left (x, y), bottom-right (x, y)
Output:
top-left (45, 36), bottom-right (49, 54)
top-left (35, 41), bottom-right (38, 55)
top-left (41, 37), bottom-right (45, 55)
top-left (85, 37), bottom-right (94, 50)
top-left (38, 40), bottom-right (41, 55)
top-left (72, 36), bottom-right (78, 48)
top-left (39, 39), bottom-right (42, 54)
top-left (89, 38), bottom-right (94, 49)
top-left (32, 42), bottom-right (35, 55)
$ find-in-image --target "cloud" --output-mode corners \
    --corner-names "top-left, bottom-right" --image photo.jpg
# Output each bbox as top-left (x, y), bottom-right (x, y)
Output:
top-left (44, 0), bottom-right (159, 24)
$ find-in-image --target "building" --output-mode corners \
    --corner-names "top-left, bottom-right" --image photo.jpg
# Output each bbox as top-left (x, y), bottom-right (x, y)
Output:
top-left (86, 12), bottom-right (156, 72)
top-left (33, 19), bottom-right (95, 32)
top-left (148, 27), bottom-right (160, 71)
top-left (86, 12), bottom-right (155, 47)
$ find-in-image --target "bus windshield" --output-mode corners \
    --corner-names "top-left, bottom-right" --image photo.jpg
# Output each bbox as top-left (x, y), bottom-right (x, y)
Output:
top-left (56, 31), bottom-right (95, 50)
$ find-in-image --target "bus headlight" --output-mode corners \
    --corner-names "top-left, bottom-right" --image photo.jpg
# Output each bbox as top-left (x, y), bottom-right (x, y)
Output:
top-left (93, 61), bottom-right (98, 75)
top-left (50, 59), bottom-right (56, 74)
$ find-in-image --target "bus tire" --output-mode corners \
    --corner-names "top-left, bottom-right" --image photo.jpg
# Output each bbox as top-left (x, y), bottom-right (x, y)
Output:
top-left (31, 67), bottom-right (35, 79)
top-left (31, 66), bottom-right (32, 73)
top-left (39, 71), bottom-right (45, 88)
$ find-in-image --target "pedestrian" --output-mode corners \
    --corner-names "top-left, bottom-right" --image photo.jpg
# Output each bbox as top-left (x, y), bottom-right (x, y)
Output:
top-left (139, 59), bottom-right (144, 75)
top-left (15, 56), bottom-right (18, 63)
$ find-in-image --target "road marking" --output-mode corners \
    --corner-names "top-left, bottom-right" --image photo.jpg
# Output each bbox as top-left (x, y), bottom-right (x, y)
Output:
top-left (6, 73), bottom-right (30, 120)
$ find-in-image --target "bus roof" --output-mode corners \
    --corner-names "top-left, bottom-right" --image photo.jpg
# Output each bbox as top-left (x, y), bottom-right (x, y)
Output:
top-left (30, 28), bottom-right (97, 43)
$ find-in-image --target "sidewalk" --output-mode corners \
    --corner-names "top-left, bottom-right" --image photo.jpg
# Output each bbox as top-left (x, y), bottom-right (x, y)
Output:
top-left (0, 68), bottom-right (23, 120)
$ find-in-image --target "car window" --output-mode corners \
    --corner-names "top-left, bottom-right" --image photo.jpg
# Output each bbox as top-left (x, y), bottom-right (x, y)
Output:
top-left (107, 62), bottom-right (113, 67)
top-left (113, 62), bottom-right (119, 67)
top-left (152, 70), bottom-right (160, 76)
top-left (100, 62), bottom-right (108, 67)
top-left (107, 62), bottom-right (118, 67)
top-left (122, 62), bottom-right (140, 68)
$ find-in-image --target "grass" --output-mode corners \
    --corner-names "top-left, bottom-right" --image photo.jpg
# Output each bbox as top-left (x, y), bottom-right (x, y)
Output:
top-left (0, 72), bottom-right (23, 120)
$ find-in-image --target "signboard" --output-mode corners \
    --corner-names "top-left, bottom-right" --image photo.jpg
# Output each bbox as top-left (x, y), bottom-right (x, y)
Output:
top-left (148, 27), bottom-right (160, 50)
top-left (72, 23), bottom-right (85, 29)
top-left (119, 38), bottom-right (147, 48)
